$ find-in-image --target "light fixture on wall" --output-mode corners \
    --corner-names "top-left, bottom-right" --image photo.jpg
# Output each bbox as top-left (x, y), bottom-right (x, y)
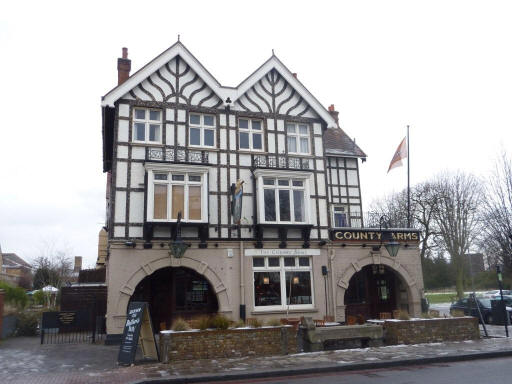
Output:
top-left (377, 215), bottom-right (400, 257)
top-left (263, 276), bottom-right (270, 285)
top-left (293, 276), bottom-right (300, 285)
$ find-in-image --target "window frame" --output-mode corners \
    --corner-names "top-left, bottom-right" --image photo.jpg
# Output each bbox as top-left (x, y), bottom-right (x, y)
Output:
top-left (286, 122), bottom-right (310, 155)
top-left (252, 256), bottom-right (314, 312)
top-left (145, 164), bottom-right (209, 223)
top-left (238, 118), bottom-right (264, 151)
top-left (254, 170), bottom-right (311, 225)
top-left (189, 113), bottom-right (216, 148)
top-left (132, 107), bottom-right (162, 144)
top-left (331, 205), bottom-right (349, 228)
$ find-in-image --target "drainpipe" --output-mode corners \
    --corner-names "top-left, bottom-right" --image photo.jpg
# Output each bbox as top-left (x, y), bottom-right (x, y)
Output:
top-left (240, 240), bottom-right (246, 321)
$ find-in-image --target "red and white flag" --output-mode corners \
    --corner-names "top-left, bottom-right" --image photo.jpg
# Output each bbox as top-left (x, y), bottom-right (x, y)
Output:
top-left (387, 137), bottom-right (408, 173)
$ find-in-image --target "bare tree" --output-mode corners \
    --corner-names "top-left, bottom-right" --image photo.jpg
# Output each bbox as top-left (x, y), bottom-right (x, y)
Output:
top-left (431, 171), bottom-right (482, 298)
top-left (478, 151), bottom-right (512, 272)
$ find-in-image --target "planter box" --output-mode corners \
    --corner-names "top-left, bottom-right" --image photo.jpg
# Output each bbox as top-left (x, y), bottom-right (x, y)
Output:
top-left (159, 326), bottom-right (297, 362)
top-left (383, 317), bottom-right (480, 345)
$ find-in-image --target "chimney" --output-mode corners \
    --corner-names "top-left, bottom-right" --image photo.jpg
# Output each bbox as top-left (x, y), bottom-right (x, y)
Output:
top-left (328, 104), bottom-right (340, 127)
top-left (73, 256), bottom-right (82, 273)
top-left (117, 47), bottom-right (131, 85)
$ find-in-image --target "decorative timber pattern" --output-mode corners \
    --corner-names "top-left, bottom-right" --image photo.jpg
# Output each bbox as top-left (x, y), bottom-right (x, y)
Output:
top-left (123, 56), bottom-right (222, 108)
top-left (234, 69), bottom-right (318, 118)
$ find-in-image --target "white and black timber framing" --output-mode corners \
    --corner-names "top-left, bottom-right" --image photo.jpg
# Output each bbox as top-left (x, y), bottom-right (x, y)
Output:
top-left (101, 42), bottom-right (366, 248)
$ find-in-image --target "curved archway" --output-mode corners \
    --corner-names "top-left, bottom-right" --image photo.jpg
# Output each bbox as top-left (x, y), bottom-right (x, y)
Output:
top-left (335, 253), bottom-right (421, 321)
top-left (115, 256), bottom-right (231, 328)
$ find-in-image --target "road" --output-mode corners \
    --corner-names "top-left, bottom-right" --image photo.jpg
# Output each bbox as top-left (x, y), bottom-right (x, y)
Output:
top-left (213, 357), bottom-right (512, 384)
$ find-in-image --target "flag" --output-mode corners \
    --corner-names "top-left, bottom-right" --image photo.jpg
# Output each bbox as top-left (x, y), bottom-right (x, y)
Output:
top-left (387, 137), bottom-right (408, 173)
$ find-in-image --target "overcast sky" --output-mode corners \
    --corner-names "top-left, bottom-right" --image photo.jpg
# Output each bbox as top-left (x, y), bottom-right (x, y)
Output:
top-left (1, 0), bottom-right (511, 267)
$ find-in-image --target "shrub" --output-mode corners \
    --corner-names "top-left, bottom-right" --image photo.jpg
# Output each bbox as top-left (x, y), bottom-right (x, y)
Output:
top-left (0, 281), bottom-right (28, 309)
top-left (398, 310), bottom-right (410, 320)
top-left (421, 312), bottom-right (432, 319)
top-left (193, 315), bottom-right (211, 330)
top-left (266, 318), bottom-right (281, 327)
top-left (209, 314), bottom-right (230, 330)
top-left (247, 318), bottom-right (262, 328)
top-left (171, 318), bottom-right (190, 331)
top-left (16, 311), bottom-right (40, 336)
top-left (233, 319), bottom-right (246, 328)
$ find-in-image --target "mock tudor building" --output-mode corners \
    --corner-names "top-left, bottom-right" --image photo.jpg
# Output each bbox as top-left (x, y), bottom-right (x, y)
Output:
top-left (101, 42), bottom-right (424, 341)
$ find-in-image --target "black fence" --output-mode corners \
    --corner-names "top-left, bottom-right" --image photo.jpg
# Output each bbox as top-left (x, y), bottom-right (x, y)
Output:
top-left (40, 309), bottom-right (106, 344)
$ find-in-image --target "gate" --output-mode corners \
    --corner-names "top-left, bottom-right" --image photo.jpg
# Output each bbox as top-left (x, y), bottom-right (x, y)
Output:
top-left (40, 308), bottom-right (106, 344)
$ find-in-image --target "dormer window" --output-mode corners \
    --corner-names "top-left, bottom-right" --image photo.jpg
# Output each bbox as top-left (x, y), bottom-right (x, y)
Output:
top-left (189, 113), bottom-right (216, 148)
top-left (133, 108), bottom-right (161, 143)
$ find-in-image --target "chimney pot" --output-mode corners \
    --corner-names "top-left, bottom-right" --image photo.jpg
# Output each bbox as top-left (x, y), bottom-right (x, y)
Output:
top-left (328, 104), bottom-right (339, 127)
top-left (328, 104), bottom-right (335, 112)
top-left (122, 47), bottom-right (128, 59)
top-left (292, 73), bottom-right (297, 78)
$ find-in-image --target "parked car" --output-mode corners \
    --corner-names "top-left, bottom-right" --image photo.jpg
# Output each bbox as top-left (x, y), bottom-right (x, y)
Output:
top-left (450, 297), bottom-right (512, 324)
top-left (482, 290), bottom-right (512, 298)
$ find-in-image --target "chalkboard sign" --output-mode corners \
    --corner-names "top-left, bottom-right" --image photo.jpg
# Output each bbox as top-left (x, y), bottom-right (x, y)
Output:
top-left (118, 302), bottom-right (159, 365)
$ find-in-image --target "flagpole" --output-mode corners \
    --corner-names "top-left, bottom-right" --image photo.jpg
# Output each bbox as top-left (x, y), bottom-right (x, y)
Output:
top-left (407, 125), bottom-right (410, 228)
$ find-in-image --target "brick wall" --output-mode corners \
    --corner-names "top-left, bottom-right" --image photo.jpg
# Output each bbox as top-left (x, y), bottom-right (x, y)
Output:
top-left (0, 289), bottom-right (4, 339)
top-left (384, 317), bottom-right (480, 345)
top-left (160, 326), bottom-right (297, 362)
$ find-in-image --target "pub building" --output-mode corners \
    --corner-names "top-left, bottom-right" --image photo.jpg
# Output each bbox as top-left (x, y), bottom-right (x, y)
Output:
top-left (101, 42), bottom-right (424, 342)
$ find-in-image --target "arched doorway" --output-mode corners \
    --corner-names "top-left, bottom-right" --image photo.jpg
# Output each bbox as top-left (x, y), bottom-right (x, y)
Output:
top-left (130, 267), bottom-right (219, 331)
top-left (344, 264), bottom-right (409, 320)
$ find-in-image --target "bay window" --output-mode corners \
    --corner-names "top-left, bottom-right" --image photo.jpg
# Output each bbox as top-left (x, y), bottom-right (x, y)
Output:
top-left (286, 123), bottom-right (310, 154)
top-left (146, 165), bottom-right (209, 222)
top-left (189, 113), bottom-right (216, 147)
top-left (252, 256), bottom-right (313, 310)
top-left (255, 170), bottom-right (311, 224)
top-left (133, 108), bottom-right (162, 143)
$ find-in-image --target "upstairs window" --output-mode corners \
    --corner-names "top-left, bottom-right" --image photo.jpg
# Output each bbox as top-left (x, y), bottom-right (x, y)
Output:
top-left (148, 169), bottom-right (208, 222)
top-left (332, 205), bottom-right (348, 227)
top-left (133, 108), bottom-right (161, 143)
top-left (189, 113), bottom-right (216, 148)
top-left (286, 123), bottom-right (310, 154)
top-left (259, 177), bottom-right (309, 224)
top-left (239, 118), bottom-right (263, 151)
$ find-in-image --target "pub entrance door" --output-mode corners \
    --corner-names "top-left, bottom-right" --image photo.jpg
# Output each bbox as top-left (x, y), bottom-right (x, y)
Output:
top-left (344, 264), bottom-right (398, 321)
top-left (130, 267), bottom-right (218, 331)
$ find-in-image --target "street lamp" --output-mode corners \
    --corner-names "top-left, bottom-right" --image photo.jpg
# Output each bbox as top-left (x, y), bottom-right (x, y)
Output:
top-left (377, 215), bottom-right (401, 257)
top-left (169, 212), bottom-right (189, 259)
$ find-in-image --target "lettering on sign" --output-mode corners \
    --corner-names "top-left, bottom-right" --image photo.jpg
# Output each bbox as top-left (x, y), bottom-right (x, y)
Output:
top-left (245, 249), bottom-right (321, 257)
top-left (331, 230), bottom-right (419, 242)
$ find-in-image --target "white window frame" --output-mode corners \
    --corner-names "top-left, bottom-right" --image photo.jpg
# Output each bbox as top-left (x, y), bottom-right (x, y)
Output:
top-left (132, 108), bottom-right (162, 143)
top-left (145, 164), bottom-right (209, 223)
top-left (238, 118), bottom-right (264, 151)
top-left (286, 122), bottom-right (310, 155)
top-left (252, 256), bottom-right (314, 312)
top-left (332, 205), bottom-right (349, 228)
top-left (189, 113), bottom-right (216, 148)
top-left (254, 169), bottom-right (312, 225)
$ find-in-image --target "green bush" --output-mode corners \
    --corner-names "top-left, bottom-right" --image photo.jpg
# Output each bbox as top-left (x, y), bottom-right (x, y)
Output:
top-left (195, 315), bottom-right (211, 330)
top-left (209, 314), bottom-right (230, 330)
top-left (0, 281), bottom-right (28, 309)
top-left (233, 319), bottom-right (246, 328)
top-left (32, 290), bottom-right (46, 305)
top-left (265, 318), bottom-right (282, 327)
top-left (16, 311), bottom-right (40, 336)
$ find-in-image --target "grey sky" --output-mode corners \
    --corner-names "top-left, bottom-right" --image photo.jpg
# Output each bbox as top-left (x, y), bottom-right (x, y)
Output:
top-left (1, 0), bottom-right (511, 267)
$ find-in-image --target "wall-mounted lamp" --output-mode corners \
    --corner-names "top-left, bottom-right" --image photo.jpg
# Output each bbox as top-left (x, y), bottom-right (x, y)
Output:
top-left (292, 276), bottom-right (300, 284)
top-left (124, 241), bottom-right (136, 248)
top-left (169, 212), bottom-right (189, 258)
top-left (318, 240), bottom-right (327, 247)
top-left (263, 276), bottom-right (270, 285)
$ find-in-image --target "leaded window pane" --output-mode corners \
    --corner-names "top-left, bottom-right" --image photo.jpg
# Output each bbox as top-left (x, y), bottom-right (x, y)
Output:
top-left (188, 186), bottom-right (201, 220)
top-left (203, 115), bottom-right (214, 126)
top-left (135, 123), bottom-right (145, 141)
top-left (293, 190), bottom-right (304, 222)
top-left (284, 257), bottom-right (295, 267)
top-left (263, 178), bottom-right (275, 185)
top-left (252, 133), bottom-right (262, 149)
top-left (268, 257), bottom-right (280, 267)
top-left (135, 109), bottom-right (145, 120)
top-left (204, 129), bottom-right (214, 146)
top-left (254, 272), bottom-right (281, 306)
top-left (279, 190), bottom-right (290, 221)
top-left (253, 257), bottom-right (264, 267)
top-left (190, 127), bottom-right (201, 145)
top-left (189, 175), bottom-right (201, 182)
top-left (172, 175), bottom-right (185, 181)
top-left (287, 136), bottom-right (297, 152)
top-left (285, 271), bottom-right (312, 305)
top-left (154, 174), bottom-right (168, 180)
top-left (299, 257), bottom-right (310, 267)
top-left (190, 114), bottom-right (200, 125)
top-left (264, 189), bottom-right (276, 221)
top-left (278, 179), bottom-right (289, 186)
top-left (240, 132), bottom-right (249, 149)
top-left (149, 110), bottom-right (160, 121)
top-left (153, 184), bottom-right (167, 219)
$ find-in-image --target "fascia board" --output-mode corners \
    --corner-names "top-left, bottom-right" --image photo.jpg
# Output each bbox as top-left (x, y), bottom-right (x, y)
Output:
top-left (102, 43), bottom-right (225, 107)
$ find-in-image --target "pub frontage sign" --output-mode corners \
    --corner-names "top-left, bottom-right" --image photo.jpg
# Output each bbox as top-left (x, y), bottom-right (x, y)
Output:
top-left (330, 229), bottom-right (420, 242)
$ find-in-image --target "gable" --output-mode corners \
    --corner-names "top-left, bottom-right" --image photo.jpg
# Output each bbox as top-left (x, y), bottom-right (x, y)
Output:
top-left (233, 69), bottom-right (319, 118)
top-left (120, 55), bottom-right (223, 108)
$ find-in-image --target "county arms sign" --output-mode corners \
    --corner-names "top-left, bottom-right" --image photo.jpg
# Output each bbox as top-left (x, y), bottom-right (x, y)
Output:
top-left (330, 229), bottom-right (420, 243)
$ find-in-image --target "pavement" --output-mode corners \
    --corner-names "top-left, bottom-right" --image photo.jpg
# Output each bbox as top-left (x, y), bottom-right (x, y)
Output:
top-left (1, 335), bottom-right (512, 384)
